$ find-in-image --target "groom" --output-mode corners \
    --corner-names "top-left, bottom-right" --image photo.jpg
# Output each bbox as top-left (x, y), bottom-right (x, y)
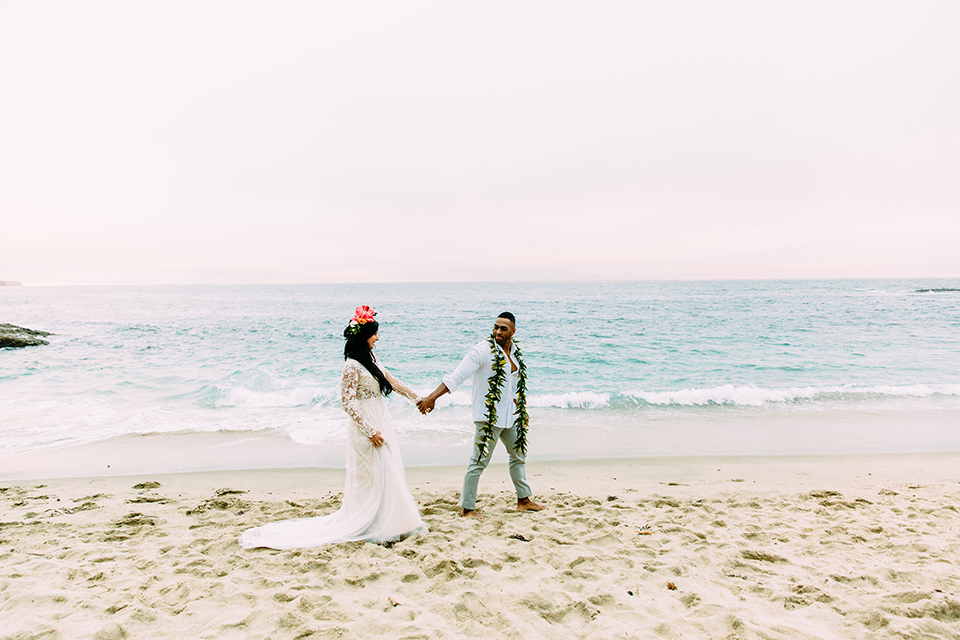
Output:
top-left (417, 312), bottom-right (545, 519)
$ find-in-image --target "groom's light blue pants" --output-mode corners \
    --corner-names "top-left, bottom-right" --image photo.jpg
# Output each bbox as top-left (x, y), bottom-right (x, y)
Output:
top-left (460, 421), bottom-right (532, 510)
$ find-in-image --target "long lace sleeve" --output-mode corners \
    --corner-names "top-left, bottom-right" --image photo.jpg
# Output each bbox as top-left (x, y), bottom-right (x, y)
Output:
top-left (341, 361), bottom-right (377, 437)
top-left (383, 367), bottom-right (421, 404)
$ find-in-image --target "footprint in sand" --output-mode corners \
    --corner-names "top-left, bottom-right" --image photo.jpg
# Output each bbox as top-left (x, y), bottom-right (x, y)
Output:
top-left (518, 592), bottom-right (599, 625)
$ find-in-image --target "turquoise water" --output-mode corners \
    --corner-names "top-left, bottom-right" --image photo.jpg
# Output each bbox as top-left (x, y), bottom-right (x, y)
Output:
top-left (2, 279), bottom-right (959, 479)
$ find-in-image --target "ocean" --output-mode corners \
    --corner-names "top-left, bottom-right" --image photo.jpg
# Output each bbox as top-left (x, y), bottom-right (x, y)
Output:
top-left (2, 279), bottom-right (959, 480)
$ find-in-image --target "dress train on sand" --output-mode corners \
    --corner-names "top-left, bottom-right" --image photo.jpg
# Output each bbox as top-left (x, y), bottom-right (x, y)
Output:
top-left (238, 358), bottom-right (426, 550)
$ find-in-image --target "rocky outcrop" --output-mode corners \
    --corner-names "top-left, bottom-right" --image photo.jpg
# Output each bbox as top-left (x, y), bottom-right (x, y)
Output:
top-left (916, 288), bottom-right (960, 293)
top-left (0, 324), bottom-right (52, 348)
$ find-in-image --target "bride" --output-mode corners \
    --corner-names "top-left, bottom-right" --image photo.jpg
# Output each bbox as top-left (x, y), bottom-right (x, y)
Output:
top-left (239, 305), bottom-right (427, 550)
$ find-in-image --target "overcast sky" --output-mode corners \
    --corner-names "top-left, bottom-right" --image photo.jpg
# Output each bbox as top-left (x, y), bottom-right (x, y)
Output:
top-left (2, 1), bottom-right (958, 285)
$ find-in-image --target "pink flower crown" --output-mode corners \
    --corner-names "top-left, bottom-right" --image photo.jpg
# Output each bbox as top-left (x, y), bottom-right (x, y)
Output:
top-left (345, 305), bottom-right (376, 336)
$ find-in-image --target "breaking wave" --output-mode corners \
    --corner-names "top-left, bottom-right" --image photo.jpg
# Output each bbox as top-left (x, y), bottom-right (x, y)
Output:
top-left (527, 383), bottom-right (960, 409)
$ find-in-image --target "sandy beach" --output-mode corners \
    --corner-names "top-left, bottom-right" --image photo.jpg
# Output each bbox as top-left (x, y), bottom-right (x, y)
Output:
top-left (3, 453), bottom-right (960, 640)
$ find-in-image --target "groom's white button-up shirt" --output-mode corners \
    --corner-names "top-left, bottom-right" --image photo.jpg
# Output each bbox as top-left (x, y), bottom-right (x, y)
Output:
top-left (442, 339), bottom-right (518, 429)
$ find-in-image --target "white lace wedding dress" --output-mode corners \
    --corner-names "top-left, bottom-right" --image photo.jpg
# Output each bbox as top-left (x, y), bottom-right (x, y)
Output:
top-left (238, 357), bottom-right (427, 550)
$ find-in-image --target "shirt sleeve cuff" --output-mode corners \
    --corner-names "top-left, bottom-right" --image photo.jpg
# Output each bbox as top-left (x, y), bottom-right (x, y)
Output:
top-left (441, 374), bottom-right (459, 393)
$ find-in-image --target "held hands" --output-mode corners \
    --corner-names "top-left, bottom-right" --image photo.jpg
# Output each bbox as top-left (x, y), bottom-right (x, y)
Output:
top-left (369, 431), bottom-right (384, 447)
top-left (416, 397), bottom-right (436, 415)
top-left (417, 383), bottom-right (448, 416)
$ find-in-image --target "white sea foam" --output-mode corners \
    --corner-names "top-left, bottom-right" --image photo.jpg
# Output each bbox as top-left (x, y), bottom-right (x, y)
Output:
top-left (214, 384), bottom-right (330, 409)
top-left (528, 392), bottom-right (611, 409)
top-left (628, 383), bottom-right (960, 407)
top-left (854, 383), bottom-right (960, 397)
top-left (521, 384), bottom-right (960, 410)
top-left (199, 381), bottom-right (960, 416)
top-left (632, 385), bottom-right (821, 407)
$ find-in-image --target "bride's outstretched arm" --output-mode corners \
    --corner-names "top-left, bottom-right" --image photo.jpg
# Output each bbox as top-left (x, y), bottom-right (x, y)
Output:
top-left (383, 367), bottom-right (421, 404)
top-left (340, 361), bottom-right (380, 442)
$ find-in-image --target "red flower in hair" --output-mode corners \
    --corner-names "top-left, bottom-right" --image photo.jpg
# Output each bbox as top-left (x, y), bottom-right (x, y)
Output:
top-left (353, 305), bottom-right (376, 324)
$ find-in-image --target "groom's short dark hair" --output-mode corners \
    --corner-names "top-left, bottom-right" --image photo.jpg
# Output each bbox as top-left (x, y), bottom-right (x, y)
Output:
top-left (498, 312), bottom-right (516, 325)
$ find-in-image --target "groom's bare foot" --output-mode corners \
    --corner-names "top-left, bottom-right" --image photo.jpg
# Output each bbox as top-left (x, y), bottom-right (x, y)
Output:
top-left (516, 497), bottom-right (546, 512)
top-left (461, 509), bottom-right (486, 520)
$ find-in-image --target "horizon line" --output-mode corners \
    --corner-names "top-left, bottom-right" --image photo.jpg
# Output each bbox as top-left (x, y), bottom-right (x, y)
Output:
top-left (5, 274), bottom-right (960, 288)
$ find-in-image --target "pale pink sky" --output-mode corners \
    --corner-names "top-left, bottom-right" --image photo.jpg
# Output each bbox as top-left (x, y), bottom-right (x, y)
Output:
top-left (2, 1), bottom-right (959, 285)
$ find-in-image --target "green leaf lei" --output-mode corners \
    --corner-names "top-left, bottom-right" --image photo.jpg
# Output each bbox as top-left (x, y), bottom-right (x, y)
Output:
top-left (477, 335), bottom-right (529, 459)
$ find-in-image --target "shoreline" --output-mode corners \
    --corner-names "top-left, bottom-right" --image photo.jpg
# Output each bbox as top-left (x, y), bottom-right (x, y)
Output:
top-left (5, 449), bottom-right (960, 491)
top-left (4, 399), bottom-right (960, 482)
top-left (4, 453), bottom-right (960, 638)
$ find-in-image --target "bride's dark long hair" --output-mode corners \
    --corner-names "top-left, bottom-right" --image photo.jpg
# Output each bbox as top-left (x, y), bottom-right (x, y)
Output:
top-left (343, 319), bottom-right (392, 396)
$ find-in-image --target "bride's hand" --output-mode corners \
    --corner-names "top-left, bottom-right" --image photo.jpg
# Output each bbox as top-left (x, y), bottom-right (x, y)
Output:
top-left (369, 431), bottom-right (385, 447)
